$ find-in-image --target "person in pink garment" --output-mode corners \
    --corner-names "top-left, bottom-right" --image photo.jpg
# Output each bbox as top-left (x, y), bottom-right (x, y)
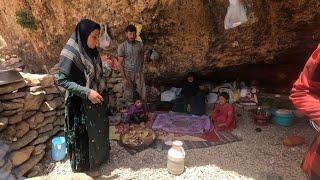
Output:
top-left (211, 92), bottom-right (236, 131)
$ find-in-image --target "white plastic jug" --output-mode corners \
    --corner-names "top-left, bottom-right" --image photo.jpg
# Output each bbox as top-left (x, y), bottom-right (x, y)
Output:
top-left (167, 140), bottom-right (185, 175)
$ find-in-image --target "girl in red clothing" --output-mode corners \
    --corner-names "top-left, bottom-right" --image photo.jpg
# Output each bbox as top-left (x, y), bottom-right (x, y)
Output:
top-left (211, 92), bottom-right (236, 131)
top-left (290, 44), bottom-right (320, 179)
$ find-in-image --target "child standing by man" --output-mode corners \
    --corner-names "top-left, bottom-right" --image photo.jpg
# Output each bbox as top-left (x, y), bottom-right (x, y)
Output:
top-left (118, 25), bottom-right (146, 106)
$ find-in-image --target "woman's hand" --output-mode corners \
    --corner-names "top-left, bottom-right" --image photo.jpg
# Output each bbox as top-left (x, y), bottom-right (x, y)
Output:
top-left (187, 104), bottom-right (192, 112)
top-left (88, 90), bottom-right (104, 104)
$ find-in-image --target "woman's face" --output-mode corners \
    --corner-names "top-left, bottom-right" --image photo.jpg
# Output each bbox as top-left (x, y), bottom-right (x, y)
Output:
top-left (87, 29), bottom-right (100, 49)
top-left (218, 96), bottom-right (227, 105)
top-left (187, 76), bottom-right (194, 83)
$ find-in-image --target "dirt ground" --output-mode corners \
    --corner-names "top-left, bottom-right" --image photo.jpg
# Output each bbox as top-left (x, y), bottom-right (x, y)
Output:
top-left (39, 107), bottom-right (316, 180)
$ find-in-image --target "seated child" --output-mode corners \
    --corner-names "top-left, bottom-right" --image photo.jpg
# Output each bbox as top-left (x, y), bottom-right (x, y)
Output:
top-left (211, 92), bottom-right (236, 131)
top-left (127, 97), bottom-right (148, 124)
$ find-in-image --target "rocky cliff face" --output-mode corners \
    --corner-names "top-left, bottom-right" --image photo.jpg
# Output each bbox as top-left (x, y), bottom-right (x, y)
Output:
top-left (0, 0), bottom-right (319, 86)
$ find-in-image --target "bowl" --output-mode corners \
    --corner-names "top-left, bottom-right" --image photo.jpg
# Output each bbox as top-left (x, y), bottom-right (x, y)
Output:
top-left (120, 126), bottom-right (156, 150)
top-left (271, 109), bottom-right (294, 127)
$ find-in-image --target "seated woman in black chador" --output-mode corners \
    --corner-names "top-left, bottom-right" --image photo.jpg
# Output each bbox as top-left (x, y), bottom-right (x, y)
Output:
top-left (172, 72), bottom-right (206, 115)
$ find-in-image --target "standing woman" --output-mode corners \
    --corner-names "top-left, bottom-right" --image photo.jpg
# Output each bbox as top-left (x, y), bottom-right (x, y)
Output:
top-left (55, 19), bottom-right (109, 177)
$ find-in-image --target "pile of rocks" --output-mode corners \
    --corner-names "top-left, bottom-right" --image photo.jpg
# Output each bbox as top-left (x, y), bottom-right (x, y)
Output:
top-left (0, 55), bottom-right (25, 71)
top-left (107, 71), bottom-right (126, 111)
top-left (0, 71), bottom-right (65, 179)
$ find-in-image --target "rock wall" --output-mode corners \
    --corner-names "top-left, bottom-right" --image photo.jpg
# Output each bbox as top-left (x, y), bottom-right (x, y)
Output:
top-left (0, 72), bottom-right (65, 179)
top-left (0, 0), bottom-right (319, 85)
top-left (107, 71), bottom-right (126, 111)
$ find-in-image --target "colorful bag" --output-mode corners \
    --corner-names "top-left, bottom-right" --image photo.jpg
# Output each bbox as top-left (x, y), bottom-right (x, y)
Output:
top-left (99, 24), bottom-right (112, 50)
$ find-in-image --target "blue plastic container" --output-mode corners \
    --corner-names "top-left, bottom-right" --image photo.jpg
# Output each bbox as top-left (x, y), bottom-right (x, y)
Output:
top-left (51, 136), bottom-right (67, 161)
top-left (271, 109), bottom-right (295, 127)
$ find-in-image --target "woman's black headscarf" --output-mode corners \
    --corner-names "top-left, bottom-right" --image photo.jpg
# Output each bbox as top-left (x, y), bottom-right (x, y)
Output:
top-left (75, 19), bottom-right (100, 59)
top-left (181, 72), bottom-right (199, 97)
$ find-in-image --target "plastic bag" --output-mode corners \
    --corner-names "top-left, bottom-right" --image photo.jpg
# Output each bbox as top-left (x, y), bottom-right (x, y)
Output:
top-left (224, 0), bottom-right (248, 30)
top-left (99, 24), bottom-right (112, 50)
top-left (135, 23), bottom-right (143, 42)
top-left (150, 49), bottom-right (160, 61)
top-left (161, 90), bottom-right (176, 102)
top-left (169, 87), bottom-right (182, 96)
top-left (207, 93), bottom-right (218, 104)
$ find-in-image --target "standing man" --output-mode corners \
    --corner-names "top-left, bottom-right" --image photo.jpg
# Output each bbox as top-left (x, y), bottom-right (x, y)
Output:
top-left (118, 25), bottom-right (145, 106)
top-left (290, 44), bottom-right (320, 180)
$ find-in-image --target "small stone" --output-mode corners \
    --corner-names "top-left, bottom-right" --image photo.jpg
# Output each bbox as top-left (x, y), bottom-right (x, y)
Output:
top-left (24, 91), bottom-right (45, 111)
top-left (0, 159), bottom-right (13, 180)
top-left (0, 159), bottom-right (4, 167)
top-left (0, 92), bottom-right (25, 100)
top-left (13, 151), bottom-right (45, 177)
top-left (8, 57), bottom-right (20, 64)
top-left (8, 112), bottom-right (23, 124)
top-left (10, 130), bottom-right (38, 151)
top-left (36, 116), bottom-right (56, 129)
top-left (1, 108), bottom-right (23, 117)
top-left (38, 173), bottom-right (94, 180)
top-left (3, 125), bottom-right (16, 141)
top-left (0, 117), bottom-right (8, 131)
top-left (11, 98), bottom-right (25, 103)
top-left (56, 131), bottom-right (64, 136)
top-left (26, 116), bottom-right (37, 129)
top-left (44, 86), bottom-right (60, 94)
top-left (37, 123), bottom-right (53, 134)
top-left (40, 75), bottom-right (55, 88)
top-left (34, 113), bottom-right (45, 125)
top-left (51, 126), bottom-right (61, 136)
top-left (32, 144), bottom-right (46, 156)
top-left (0, 142), bottom-right (9, 159)
top-left (10, 146), bottom-right (35, 167)
top-left (26, 165), bottom-right (41, 178)
top-left (23, 111), bottom-right (37, 120)
top-left (0, 81), bottom-right (26, 95)
top-left (44, 111), bottom-right (56, 117)
top-left (28, 86), bottom-right (43, 92)
top-left (15, 121), bottom-right (30, 138)
top-left (118, 98), bottom-right (127, 103)
top-left (115, 93), bottom-right (122, 98)
top-left (45, 94), bottom-right (55, 101)
top-left (2, 102), bottom-right (24, 110)
top-left (108, 78), bottom-right (122, 84)
top-left (53, 116), bottom-right (64, 126)
top-left (30, 134), bottom-right (50, 146)
top-left (58, 86), bottom-right (65, 93)
top-left (58, 103), bottom-right (65, 110)
top-left (113, 83), bottom-right (124, 93)
top-left (19, 73), bottom-right (54, 87)
top-left (40, 97), bottom-right (64, 112)
top-left (5, 174), bottom-right (16, 180)
top-left (107, 84), bottom-right (115, 89)
top-left (56, 109), bottom-right (65, 116)
top-left (30, 126), bottom-right (60, 146)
